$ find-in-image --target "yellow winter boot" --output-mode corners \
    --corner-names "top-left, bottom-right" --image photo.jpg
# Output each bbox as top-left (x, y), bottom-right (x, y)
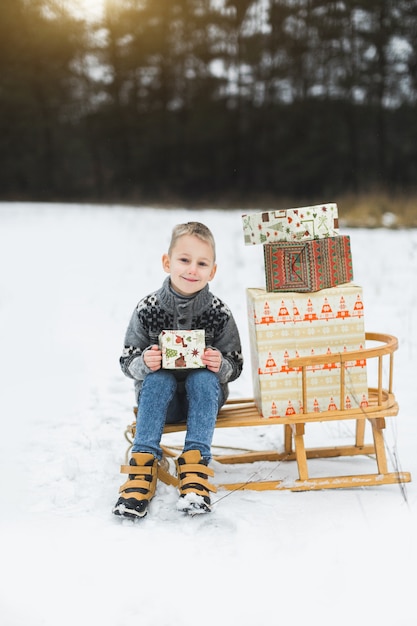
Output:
top-left (113, 452), bottom-right (158, 519)
top-left (175, 450), bottom-right (217, 515)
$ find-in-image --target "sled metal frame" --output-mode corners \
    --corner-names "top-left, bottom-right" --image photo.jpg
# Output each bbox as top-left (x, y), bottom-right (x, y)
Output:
top-left (124, 332), bottom-right (411, 492)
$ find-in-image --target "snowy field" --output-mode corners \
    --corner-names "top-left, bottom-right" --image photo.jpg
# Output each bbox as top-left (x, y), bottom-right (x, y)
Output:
top-left (1, 202), bottom-right (416, 626)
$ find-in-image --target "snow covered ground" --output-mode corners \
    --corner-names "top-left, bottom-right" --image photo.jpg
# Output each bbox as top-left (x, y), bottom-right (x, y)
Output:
top-left (1, 202), bottom-right (416, 626)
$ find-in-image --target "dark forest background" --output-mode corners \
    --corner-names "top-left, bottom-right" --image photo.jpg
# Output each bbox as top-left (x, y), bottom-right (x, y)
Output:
top-left (1, 0), bottom-right (417, 206)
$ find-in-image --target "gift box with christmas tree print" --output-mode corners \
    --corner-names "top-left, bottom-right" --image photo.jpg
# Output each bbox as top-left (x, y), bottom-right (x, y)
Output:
top-left (159, 330), bottom-right (206, 369)
top-left (241, 203), bottom-right (339, 246)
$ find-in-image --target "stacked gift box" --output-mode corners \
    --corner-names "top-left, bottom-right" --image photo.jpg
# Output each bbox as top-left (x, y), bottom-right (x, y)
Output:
top-left (242, 203), bottom-right (369, 419)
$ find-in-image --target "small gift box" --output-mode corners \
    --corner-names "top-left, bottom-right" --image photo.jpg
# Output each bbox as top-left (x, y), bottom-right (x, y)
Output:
top-left (159, 330), bottom-right (206, 369)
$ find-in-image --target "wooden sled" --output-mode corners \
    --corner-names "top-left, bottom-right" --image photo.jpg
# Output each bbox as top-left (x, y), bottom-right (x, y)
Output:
top-left (124, 332), bottom-right (411, 492)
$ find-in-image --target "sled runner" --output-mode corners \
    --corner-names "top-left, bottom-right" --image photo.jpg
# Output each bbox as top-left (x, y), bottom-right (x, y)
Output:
top-left (124, 332), bottom-right (411, 492)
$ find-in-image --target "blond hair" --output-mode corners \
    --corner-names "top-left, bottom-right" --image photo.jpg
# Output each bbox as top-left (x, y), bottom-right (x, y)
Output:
top-left (168, 222), bottom-right (216, 261)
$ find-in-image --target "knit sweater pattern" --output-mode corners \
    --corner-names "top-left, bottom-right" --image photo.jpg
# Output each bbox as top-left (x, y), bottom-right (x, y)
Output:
top-left (120, 277), bottom-right (243, 399)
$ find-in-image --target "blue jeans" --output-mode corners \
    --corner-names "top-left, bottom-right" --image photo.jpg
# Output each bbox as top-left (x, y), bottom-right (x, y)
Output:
top-left (132, 369), bottom-right (224, 462)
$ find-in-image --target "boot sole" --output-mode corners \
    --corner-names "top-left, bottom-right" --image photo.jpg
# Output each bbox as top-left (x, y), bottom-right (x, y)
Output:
top-left (176, 493), bottom-right (211, 515)
top-left (112, 504), bottom-right (148, 519)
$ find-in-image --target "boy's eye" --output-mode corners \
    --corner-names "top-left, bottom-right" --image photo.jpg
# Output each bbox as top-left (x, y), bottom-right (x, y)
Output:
top-left (177, 257), bottom-right (209, 267)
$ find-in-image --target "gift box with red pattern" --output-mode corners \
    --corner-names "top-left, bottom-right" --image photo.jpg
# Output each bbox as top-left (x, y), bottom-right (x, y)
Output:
top-left (263, 235), bottom-right (353, 292)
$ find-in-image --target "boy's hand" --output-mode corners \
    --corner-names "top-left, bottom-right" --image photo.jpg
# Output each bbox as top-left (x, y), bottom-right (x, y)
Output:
top-left (144, 344), bottom-right (162, 371)
top-left (202, 348), bottom-right (221, 373)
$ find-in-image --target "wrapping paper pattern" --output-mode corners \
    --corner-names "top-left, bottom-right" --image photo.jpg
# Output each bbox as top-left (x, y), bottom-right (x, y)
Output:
top-left (242, 203), bottom-right (339, 246)
top-left (247, 285), bottom-right (368, 418)
top-left (263, 235), bottom-right (353, 292)
top-left (159, 330), bottom-right (205, 369)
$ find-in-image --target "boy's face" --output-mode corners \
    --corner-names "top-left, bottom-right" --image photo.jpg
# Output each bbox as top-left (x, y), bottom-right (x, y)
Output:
top-left (162, 234), bottom-right (217, 296)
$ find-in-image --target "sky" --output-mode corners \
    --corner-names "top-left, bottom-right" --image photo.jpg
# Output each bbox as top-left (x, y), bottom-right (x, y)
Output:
top-left (67, 0), bottom-right (105, 20)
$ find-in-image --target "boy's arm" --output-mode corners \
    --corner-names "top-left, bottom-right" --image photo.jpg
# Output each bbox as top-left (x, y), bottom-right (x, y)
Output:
top-left (119, 309), bottom-right (153, 381)
top-left (212, 314), bottom-right (243, 383)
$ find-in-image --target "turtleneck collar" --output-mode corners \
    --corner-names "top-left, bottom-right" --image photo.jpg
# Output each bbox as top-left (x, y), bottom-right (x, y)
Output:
top-left (157, 277), bottom-right (212, 328)
top-left (168, 280), bottom-right (197, 300)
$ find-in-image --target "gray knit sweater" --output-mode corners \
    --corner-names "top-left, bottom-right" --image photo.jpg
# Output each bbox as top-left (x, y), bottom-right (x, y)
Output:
top-left (120, 277), bottom-right (243, 400)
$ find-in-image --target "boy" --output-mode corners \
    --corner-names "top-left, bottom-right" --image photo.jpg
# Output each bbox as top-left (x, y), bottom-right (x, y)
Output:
top-left (113, 222), bottom-right (243, 519)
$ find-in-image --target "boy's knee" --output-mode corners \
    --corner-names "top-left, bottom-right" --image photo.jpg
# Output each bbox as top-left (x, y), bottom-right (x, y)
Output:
top-left (145, 369), bottom-right (177, 390)
top-left (185, 368), bottom-right (219, 393)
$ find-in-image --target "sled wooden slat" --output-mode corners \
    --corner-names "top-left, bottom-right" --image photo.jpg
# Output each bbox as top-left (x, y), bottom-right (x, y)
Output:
top-left (220, 472), bottom-right (411, 492)
top-left (124, 332), bottom-right (411, 492)
top-left (207, 443), bottom-right (378, 465)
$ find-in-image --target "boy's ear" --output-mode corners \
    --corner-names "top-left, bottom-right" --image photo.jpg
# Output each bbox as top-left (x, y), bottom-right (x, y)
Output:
top-left (162, 253), bottom-right (170, 273)
top-left (208, 263), bottom-right (217, 281)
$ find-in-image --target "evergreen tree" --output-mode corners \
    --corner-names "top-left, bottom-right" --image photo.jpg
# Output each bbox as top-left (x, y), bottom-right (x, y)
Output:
top-left (0, 0), bottom-right (88, 197)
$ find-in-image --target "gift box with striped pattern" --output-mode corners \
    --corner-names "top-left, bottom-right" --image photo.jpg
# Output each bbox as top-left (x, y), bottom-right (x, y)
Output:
top-left (263, 235), bottom-right (353, 292)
